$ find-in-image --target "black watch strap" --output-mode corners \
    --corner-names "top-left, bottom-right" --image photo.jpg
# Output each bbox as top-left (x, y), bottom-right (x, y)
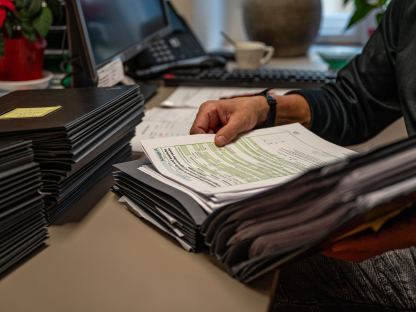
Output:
top-left (256, 88), bottom-right (277, 128)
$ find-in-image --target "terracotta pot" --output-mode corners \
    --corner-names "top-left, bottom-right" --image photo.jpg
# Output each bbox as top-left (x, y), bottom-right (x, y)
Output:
top-left (0, 36), bottom-right (46, 81)
top-left (243, 0), bottom-right (322, 57)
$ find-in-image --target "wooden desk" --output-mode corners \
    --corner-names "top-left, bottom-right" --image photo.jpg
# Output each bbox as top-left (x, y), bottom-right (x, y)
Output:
top-left (0, 87), bottom-right (271, 312)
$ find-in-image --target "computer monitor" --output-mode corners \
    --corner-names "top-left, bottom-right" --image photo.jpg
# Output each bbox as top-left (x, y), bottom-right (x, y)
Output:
top-left (68, 0), bottom-right (171, 86)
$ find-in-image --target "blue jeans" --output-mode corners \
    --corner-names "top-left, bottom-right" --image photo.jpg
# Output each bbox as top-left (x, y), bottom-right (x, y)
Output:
top-left (270, 248), bottom-right (416, 311)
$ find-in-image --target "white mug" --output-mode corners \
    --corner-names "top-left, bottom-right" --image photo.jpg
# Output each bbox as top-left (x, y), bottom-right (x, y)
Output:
top-left (235, 41), bottom-right (274, 69)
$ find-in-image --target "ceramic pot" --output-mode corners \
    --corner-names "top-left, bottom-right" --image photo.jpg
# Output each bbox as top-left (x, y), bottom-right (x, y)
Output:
top-left (0, 37), bottom-right (46, 81)
top-left (243, 0), bottom-right (322, 57)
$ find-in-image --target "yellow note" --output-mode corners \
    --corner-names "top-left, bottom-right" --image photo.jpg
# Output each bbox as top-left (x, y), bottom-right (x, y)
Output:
top-left (0, 106), bottom-right (62, 119)
top-left (334, 208), bottom-right (406, 242)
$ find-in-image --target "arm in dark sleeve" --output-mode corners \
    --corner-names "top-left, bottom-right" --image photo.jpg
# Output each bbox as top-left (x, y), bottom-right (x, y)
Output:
top-left (291, 0), bottom-right (406, 146)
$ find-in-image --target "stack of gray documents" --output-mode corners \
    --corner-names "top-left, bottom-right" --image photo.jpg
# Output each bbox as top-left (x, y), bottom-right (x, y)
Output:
top-left (113, 124), bottom-right (353, 252)
top-left (113, 158), bottom-right (208, 251)
top-left (114, 124), bottom-right (416, 283)
top-left (202, 136), bottom-right (416, 282)
top-left (0, 141), bottom-right (48, 276)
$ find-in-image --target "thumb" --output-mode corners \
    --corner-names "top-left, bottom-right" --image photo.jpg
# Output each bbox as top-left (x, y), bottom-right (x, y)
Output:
top-left (214, 117), bottom-right (248, 147)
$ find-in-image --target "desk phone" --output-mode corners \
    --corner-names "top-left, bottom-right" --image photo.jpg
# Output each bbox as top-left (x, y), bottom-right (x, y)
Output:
top-left (128, 1), bottom-right (226, 79)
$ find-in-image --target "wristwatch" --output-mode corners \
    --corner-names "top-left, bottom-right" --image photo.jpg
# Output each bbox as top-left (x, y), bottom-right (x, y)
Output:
top-left (256, 88), bottom-right (277, 128)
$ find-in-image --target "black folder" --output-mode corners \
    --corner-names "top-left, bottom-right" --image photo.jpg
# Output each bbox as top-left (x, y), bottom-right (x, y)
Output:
top-left (113, 158), bottom-right (208, 251)
top-left (0, 86), bottom-right (144, 221)
top-left (0, 141), bottom-right (48, 277)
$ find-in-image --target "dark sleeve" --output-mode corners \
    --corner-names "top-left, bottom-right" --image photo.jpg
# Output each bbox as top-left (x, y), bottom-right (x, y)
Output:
top-left (290, 0), bottom-right (406, 146)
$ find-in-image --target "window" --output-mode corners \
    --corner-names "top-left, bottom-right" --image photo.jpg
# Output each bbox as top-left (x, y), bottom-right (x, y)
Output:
top-left (318, 0), bottom-right (370, 45)
top-left (320, 0), bottom-right (352, 37)
top-left (172, 0), bottom-right (372, 51)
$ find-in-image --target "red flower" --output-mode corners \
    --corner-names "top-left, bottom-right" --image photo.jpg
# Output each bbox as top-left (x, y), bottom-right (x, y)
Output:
top-left (0, 0), bottom-right (15, 27)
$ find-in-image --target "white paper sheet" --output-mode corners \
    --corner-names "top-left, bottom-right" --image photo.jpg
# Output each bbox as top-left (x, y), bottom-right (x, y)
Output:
top-left (139, 164), bottom-right (236, 213)
top-left (132, 107), bottom-right (198, 152)
top-left (141, 123), bottom-right (356, 196)
top-left (160, 86), bottom-right (289, 108)
top-left (139, 164), bottom-right (274, 213)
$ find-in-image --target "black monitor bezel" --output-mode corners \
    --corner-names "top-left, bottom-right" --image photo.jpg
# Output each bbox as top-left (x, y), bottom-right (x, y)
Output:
top-left (70, 0), bottom-right (172, 82)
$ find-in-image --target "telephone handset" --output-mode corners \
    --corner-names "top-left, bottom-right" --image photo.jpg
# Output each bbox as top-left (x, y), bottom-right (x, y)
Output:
top-left (127, 1), bottom-right (227, 79)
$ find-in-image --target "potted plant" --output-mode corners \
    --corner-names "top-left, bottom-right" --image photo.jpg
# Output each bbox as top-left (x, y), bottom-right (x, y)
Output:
top-left (344, 0), bottom-right (390, 29)
top-left (0, 0), bottom-right (60, 81)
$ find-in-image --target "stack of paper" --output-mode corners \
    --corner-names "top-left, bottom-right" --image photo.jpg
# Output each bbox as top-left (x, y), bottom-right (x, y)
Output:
top-left (113, 124), bottom-right (354, 251)
top-left (0, 141), bottom-right (48, 276)
top-left (159, 87), bottom-right (266, 108)
top-left (0, 86), bottom-right (144, 222)
top-left (202, 136), bottom-right (416, 282)
top-left (132, 107), bottom-right (198, 152)
top-left (113, 158), bottom-right (207, 251)
top-left (115, 124), bottom-right (416, 282)
top-left (131, 86), bottom-right (289, 152)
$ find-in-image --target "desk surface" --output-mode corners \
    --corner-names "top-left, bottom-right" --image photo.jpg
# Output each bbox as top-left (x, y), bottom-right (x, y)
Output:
top-left (0, 87), bottom-right (271, 312)
top-left (0, 54), bottom-right (407, 312)
top-left (0, 192), bottom-right (271, 312)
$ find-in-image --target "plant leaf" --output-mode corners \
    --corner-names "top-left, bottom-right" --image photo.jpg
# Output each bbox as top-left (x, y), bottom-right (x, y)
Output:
top-left (27, 0), bottom-right (43, 17)
top-left (24, 30), bottom-right (37, 41)
top-left (20, 20), bottom-right (33, 33)
top-left (376, 12), bottom-right (384, 24)
top-left (33, 6), bottom-right (52, 37)
top-left (3, 19), bottom-right (14, 38)
top-left (14, 0), bottom-right (25, 10)
top-left (346, 0), bottom-right (375, 29)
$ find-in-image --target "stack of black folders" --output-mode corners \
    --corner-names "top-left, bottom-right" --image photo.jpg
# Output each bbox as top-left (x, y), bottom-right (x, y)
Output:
top-left (113, 136), bottom-right (416, 283)
top-left (0, 86), bottom-right (144, 223)
top-left (113, 157), bottom-right (208, 252)
top-left (0, 141), bottom-right (48, 276)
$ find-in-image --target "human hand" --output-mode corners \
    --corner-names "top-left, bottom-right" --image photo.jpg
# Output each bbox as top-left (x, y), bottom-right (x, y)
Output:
top-left (322, 213), bottom-right (416, 262)
top-left (190, 96), bottom-right (269, 147)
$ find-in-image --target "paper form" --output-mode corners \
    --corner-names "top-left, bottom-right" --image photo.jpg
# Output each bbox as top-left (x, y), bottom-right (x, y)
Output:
top-left (132, 87), bottom-right (290, 151)
top-left (160, 86), bottom-right (290, 108)
top-left (132, 107), bottom-right (198, 152)
top-left (139, 164), bottom-right (273, 213)
top-left (141, 123), bottom-right (356, 196)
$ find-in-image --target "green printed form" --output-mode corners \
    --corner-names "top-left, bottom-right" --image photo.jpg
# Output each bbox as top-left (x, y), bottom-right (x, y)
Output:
top-left (141, 123), bottom-right (355, 195)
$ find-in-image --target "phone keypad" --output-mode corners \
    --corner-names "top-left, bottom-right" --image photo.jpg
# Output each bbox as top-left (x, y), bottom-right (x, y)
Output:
top-left (149, 39), bottom-right (176, 64)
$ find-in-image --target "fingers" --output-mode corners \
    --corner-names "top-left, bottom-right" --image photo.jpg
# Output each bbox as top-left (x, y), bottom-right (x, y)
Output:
top-left (190, 110), bottom-right (209, 134)
top-left (189, 97), bottom-right (263, 147)
top-left (190, 100), bottom-right (219, 134)
top-left (215, 113), bottom-right (251, 146)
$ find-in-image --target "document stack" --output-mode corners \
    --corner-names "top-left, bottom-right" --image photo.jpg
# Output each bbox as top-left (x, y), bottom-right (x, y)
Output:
top-left (113, 158), bottom-right (208, 251)
top-left (113, 124), bottom-right (354, 251)
top-left (202, 135), bottom-right (416, 282)
top-left (0, 86), bottom-right (144, 222)
top-left (115, 123), bottom-right (416, 282)
top-left (0, 141), bottom-right (48, 275)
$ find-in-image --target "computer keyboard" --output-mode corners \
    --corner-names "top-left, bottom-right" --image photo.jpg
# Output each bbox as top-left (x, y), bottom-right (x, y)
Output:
top-left (163, 67), bottom-right (337, 89)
